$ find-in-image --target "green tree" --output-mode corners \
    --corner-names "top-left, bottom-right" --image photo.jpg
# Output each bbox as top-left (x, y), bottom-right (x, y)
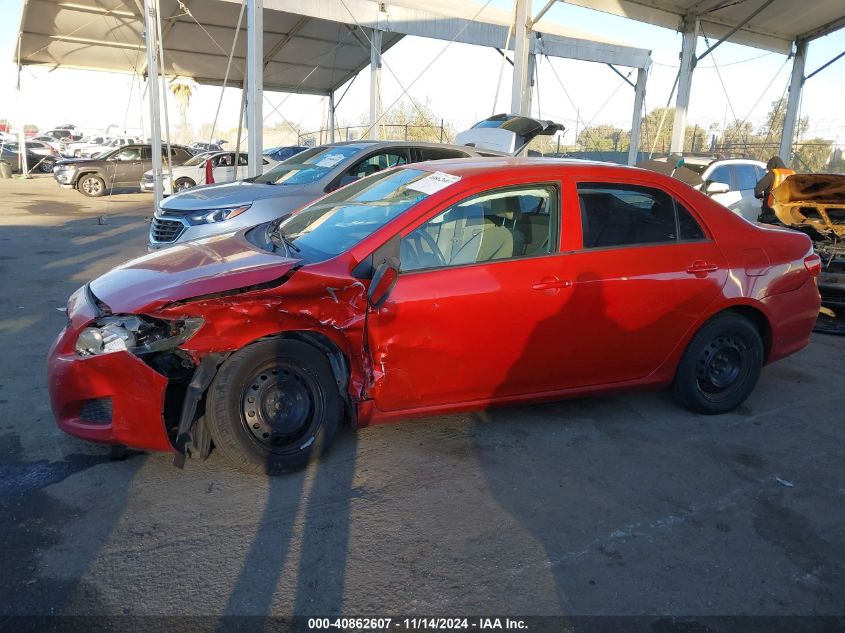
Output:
top-left (639, 107), bottom-right (708, 154)
top-left (576, 124), bottom-right (629, 151)
top-left (793, 139), bottom-right (834, 173)
top-left (362, 99), bottom-right (452, 143)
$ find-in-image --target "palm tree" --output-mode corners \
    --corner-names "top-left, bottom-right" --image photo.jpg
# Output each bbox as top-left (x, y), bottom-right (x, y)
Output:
top-left (169, 78), bottom-right (196, 143)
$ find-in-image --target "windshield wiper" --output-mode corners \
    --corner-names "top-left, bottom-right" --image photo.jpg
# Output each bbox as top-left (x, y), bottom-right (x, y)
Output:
top-left (267, 224), bottom-right (300, 256)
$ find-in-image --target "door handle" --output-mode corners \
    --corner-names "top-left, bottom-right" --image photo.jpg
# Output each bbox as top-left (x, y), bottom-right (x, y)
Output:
top-left (686, 260), bottom-right (719, 276)
top-left (532, 276), bottom-right (573, 291)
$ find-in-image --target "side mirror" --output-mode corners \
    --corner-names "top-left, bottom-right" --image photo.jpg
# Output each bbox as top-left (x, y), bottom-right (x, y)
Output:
top-left (705, 181), bottom-right (730, 195)
top-left (367, 259), bottom-right (399, 309)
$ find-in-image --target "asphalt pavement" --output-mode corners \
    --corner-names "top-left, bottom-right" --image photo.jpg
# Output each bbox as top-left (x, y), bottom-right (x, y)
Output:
top-left (1, 176), bottom-right (843, 621)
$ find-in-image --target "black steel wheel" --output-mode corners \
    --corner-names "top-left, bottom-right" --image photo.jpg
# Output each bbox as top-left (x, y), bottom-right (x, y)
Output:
top-left (672, 313), bottom-right (764, 414)
top-left (206, 339), bottom-right (343, 474)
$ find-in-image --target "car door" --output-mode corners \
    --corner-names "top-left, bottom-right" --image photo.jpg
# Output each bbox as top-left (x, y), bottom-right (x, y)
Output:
top-left (731, 163), bottom-right (763, 221)
top-left (366, 180), bottom-right (578, 412)
top-left (705, 165), bottom-right (743, 215)
top-left (559, 179), bottom-right (729, 386)
top-left (212, 152), bottom-right (236, 182)
top-left (108, 146), bottom-right (142, 186)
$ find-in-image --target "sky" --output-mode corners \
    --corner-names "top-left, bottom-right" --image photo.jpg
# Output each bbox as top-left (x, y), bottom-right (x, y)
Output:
top-left (2, 0), bottom-right (844, 146)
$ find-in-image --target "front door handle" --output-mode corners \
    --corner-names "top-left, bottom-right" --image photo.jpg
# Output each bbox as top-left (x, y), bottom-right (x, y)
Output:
top-left (532, 276), bottom-right (573, 291)
top-left (686, 260), bottom-right (719, 277)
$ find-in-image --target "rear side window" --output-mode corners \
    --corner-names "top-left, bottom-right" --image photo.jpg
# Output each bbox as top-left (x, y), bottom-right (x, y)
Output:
top-left (577, 183), bottom-right (705, 248)
top-left (418, 148), bottom-right (470, 161)
top-left (733, 164), bottom-right (758, 191)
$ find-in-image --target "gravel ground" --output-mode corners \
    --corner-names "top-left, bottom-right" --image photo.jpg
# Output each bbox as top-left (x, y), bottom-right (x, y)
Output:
top-left (1, 175), bottom-right (843, 620)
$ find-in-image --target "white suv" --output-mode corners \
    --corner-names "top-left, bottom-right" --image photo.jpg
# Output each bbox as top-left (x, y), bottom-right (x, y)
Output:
top-left (678, 157), bottom-right (768, 222)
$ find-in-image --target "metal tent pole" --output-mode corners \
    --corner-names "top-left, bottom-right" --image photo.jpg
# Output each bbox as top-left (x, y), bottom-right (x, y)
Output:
top-left (246, 0), bottom-right (263, 177)
top-left (670, 15), bottom-right (699, 154)
top-left (628, 65), bottom-right (648, 165)
top-left (143, 0), bottom-right (163, 208)
top-left (328, 90), bottom-right (336, 143)
top-left (511, 0), bottom-right (532, 115)
top-left (369, 28), bottom-right (382, 140)
top-left (780, 39), bottom-right (807, 163)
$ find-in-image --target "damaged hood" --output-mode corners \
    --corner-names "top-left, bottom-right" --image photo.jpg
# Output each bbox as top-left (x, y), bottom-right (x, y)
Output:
top-left (160, 180), bottom-right (312, 212)
top-left (89, 232), bottom-right (298, 313)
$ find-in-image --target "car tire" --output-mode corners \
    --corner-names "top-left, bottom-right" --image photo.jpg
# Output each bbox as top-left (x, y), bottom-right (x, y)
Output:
top-left (205, 339), bottom-right (343, 475)
top-left (174, 177), bottom-right (195, 192)
top-left (672, 313), bottom-right (764, 415)
top-left (39, 160), bottom-right (54, 173)
top-left (77, 174), bottom-right (106, 197)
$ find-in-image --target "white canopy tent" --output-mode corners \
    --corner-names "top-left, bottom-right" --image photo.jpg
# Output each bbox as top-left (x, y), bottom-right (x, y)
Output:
top-left (538, 0), bottom-right (845, 159)
top-left (16, 0), bottom-right (653, 203)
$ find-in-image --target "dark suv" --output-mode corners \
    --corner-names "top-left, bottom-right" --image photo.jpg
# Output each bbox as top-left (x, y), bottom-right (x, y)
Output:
top-left (53, 144), bottom-right (193, 197)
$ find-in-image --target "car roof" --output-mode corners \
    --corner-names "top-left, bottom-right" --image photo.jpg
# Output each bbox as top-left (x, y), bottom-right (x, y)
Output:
top-left (401, 156), bottom-right (660, 180)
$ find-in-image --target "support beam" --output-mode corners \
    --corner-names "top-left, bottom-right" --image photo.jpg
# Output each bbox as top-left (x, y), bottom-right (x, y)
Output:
top-left (246, 0), bottom-right (263, 177)
top-left (143, 0), bottom-right (163, 208)
top-left (368, 28), bottom-right (382, 140)
top-left (511, 0), bottom-right (532, 115)
top-left (328, 90), bottom-right (336, 143)
top-left (628, 65), bottom-right (648, 166)
top-left (780, 39), bottom-right (807, 164)
top-left (670, 15), bottom-right (699, 154)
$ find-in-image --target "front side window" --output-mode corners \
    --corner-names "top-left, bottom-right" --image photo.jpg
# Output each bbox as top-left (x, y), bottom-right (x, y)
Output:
top-left (114, 147), bottom-right (141, 161)
top-left (348, 151), bottom-right (408, 180)
top-left (707, 166), bottom-right (732, 189)
top-left (733, 164), bottom-right (758, 191)
top-left (401, 185), bottom-right (557, 272)
top-left (578, 183), bottom-right (704, 248)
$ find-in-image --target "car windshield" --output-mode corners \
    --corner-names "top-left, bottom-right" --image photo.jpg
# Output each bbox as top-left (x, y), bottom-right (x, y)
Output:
top-left (267, 168), bottom-right (445, 262)
top-left (183, 152), bottom-right (214, 167)
top-left (253, 145), bottom-right (363, 186)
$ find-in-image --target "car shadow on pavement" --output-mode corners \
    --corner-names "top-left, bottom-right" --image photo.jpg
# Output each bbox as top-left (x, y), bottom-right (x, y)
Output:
top-left (221, 431), bottom-right (358, 622)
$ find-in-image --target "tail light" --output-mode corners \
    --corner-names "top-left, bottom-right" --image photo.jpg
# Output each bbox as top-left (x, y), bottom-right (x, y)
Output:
top-left (804, 254), bottom-right (822, 277)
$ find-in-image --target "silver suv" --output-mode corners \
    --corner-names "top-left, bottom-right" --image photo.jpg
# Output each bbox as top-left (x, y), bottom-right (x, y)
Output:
top-left (149, 115), bottom-right (563, 248)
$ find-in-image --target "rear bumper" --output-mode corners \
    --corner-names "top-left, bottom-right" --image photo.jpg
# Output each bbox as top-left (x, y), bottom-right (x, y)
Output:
top-left (763, 278), bottom-right (821, 363)
top-left (47, 318), bottom-right (174, 453)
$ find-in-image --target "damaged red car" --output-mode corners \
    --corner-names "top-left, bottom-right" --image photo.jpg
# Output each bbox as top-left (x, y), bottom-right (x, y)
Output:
top-left (48, 158), bottom-right (822, 474)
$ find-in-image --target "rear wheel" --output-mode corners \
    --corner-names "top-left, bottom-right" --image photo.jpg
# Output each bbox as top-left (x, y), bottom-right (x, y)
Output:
top-left (205, 339), bottom-right (343, 475)
top-left (39, 159), bottom-right (54, 173)
top-left (77, 174), bottom-right (106, 197)
top-left (672, 313), bottom-right (764, 414)
top-left (174, 177), bottom-right (195, 192)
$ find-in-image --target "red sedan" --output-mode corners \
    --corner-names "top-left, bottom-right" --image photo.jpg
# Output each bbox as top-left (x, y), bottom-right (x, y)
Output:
top-left (47, 158), bottom-right (822, 474)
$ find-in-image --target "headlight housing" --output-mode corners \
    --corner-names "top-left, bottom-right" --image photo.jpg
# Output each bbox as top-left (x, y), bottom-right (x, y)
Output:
top-left (75, 315), bottom-right (203, 357)
top-left (188, 204), bottom-right (251, 225)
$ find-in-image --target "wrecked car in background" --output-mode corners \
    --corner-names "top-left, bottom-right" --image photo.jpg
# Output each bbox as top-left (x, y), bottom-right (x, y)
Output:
top-left (49, 158), bottom-right (821, 475)
top-left (771, 173), bottom-right (845, 334)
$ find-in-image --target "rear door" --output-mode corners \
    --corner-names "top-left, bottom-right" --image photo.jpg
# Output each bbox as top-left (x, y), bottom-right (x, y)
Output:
top-left (559, 179), bottom-right (729, 386)
top-left (732, 163), bottom-right (763, 221)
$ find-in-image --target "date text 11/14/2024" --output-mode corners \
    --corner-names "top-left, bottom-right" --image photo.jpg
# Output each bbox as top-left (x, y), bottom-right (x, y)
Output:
top-left (307, 618), bottom-right (528, 631)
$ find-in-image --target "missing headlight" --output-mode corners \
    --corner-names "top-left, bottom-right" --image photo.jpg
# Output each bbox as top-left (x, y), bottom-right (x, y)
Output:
top-left (75, 315), bottom-right (203, 357)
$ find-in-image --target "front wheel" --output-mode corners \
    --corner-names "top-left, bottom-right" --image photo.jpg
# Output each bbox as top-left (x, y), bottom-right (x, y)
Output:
top-left (39, 160), bottom-right (55, 173)
top-left (205, 339), bottom-right (343, 475)
top-left (672, 313), bottom-right (764, 414)
top-left (77, 174), bottom-right (106, 197)
top-left (174, 177), bottom-right (195, 192)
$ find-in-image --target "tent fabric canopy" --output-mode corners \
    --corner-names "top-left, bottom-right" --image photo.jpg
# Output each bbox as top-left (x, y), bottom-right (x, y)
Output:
top-left (562, 0), bottom-right (845, 54)
top-left (16, 0), bottom-right (652, 94)
top-left (17, 0), bottom-right (404, 94)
